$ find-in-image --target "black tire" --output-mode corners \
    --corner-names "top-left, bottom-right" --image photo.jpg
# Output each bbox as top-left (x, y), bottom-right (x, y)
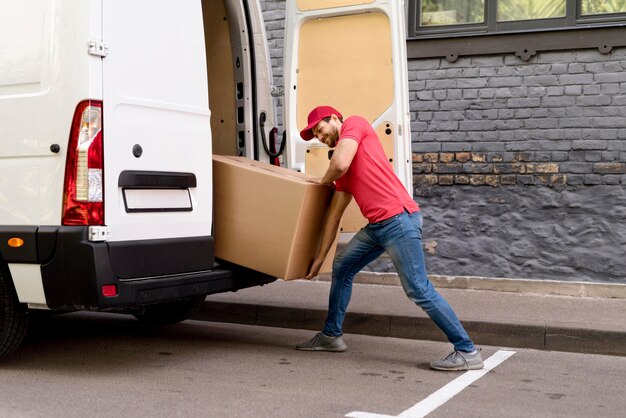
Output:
top-left (0, 267), bottom-right (29, 360)
top-left (133, 295), bottom-right (206, 326)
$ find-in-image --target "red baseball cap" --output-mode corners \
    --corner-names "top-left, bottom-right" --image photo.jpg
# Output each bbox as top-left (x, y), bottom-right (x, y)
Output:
top-left (299, 105), bottom-right (343, 141)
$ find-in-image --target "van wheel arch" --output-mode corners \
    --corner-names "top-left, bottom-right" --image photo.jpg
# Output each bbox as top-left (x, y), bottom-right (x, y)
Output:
top-left (0, 263), bottom-right (29, 360)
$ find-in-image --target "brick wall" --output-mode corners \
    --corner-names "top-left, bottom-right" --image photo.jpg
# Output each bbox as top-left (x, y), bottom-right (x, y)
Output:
top-left (409, 51), bottom-right (626, 193)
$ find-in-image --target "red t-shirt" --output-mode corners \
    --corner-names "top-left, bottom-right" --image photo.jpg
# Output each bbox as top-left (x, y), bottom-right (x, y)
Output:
top-left (335, 116), bottom-right (419, 223)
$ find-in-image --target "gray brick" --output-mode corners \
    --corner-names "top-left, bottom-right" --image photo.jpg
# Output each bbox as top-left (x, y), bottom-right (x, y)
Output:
top-left (506, 141), bottom-right (535, 151)
top-left (447, 90), bottom-right (463, 100)
top-left (471, 56), bottom-right (504, 67)
top-left (546, 86), bottom-right (563, 96)
top-left (526, 119), bottom-right (558, 129)
top-left (411, 122), bottom-right (428, 132)
top-left (583, 174), bottom-right (603, 185)
top-left (411, 101), bottom-right (439, 111)
top-left (534, 151), bottom-right (552, 162)
top-left (412, 142), bottom-right (441, 152)
top-left (408, 59), bottom-right (440, 71)
top-left (493, 120), bottom-right (524, 130)
top-left (584, 107), bottom-right (621, 117)
top-left (471, 142), bottom-right (506, 152)
top-left (460, 120), bottom-right (492, 131)
top-left (593, 117), bottom-right (625, 128)
top-left (567, 63), bottom-right (586, 73)
top-left (433, 111), bottom-right (465, 121)
top-left (584, 151), bottom-right (603, 162)
top-left (565, 108), bottom-right (585, 117)
top-left (577, 96), bottom-right (612, 106)
top-left (426, 79), bottom-right (457, 89)
top-left (536, 139), bottom-right (572, 151)
top-left (552, 152), bottom-right (569, 161)
top-left (416, 91), bottom-right (434, 100)
top-left (478, 67), bottom-right (497, 77)
top-left (560, 118), bottom-right (594, 128)
top-left (602, 83), bottom-right (621, 94)
top-left (543, 96), bottom-right (576, 107)
top-left (560, 74), bottom-right (593, 84)
top-left (560, 162), bottom-right (593, 174)
top-left (466, 131), bottom-right (499, 141)
top-left (478, 89), bottom-right (496, 99)
top-left (434, 90), bottom-right (447, 100)
top-left (463, 89), bottom-right (479, 99)
top-left (508, 98), bottom-right (541, 108)
top-left (612, 96), bottom-right (626, 105)
top-left (515, 109), bottom-right (533, 118)
top-left (602, 175), bottom-right (621, 185)
top-left (524, 75), bottom-right (558, 86)
top-left (547, 108), bottom-right (567, 118)
top-left (539, 52), bottom-right (577, 64)
top-left (608, 141), bottom-right (626, 151)
top-left (409, 80), bottom-right (426, 90)
top-left (583, 84), bottom-right (602, 95)
top-left (572, 140), bottom-right (607, 150)
top-left (430, 121), bottom-right (459, 131)
top-left (418, 112), bottom-right (433, 121)
top-left (458, 78), bottom-right (488, 88)
top-left (441, 100), bottom-right (474, 110)
top-left (595, 72), bottom-right (626, 83)
top-left (441, 142), bottom-right (472, 152)
top-left (602, 151), bottom-right (620, 161)
top-left (551, 63), bottom-right (568, 74)
top-left (489, 77), bottom-right (523, 87)
top-left (576, 50), bottom-right (605, 62)
top-left (567, 174), bottom-right (585, 185)
top-left (564, 85), bottom-right (582, 95)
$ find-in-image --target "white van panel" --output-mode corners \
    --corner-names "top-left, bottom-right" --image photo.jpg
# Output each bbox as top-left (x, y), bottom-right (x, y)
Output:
top-left (0, 0), bottom-right (102, 225)
top-left (102, 0), bottom-right (212, 241)
top-left (8, 263), bottom-right (48, 308)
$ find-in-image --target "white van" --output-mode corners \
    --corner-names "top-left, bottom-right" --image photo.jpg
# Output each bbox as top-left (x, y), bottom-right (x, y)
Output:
top-left (0, 0), bottom-right (410, 359)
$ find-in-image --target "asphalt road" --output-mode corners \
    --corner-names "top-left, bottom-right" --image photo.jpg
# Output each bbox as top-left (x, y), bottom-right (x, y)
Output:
top-left (1, 312), bottom-right (624, 418)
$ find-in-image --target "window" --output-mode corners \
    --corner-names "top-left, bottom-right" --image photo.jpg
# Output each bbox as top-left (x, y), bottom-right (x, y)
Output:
top-left (410, 0), bottom-right (626, 37)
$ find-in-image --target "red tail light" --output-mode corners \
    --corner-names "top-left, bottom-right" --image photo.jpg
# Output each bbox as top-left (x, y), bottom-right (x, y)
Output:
top-left (62, 100), bottom-right (104, 225)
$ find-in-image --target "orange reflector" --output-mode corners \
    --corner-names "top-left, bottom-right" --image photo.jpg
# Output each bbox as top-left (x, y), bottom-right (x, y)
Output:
top-left (102, 284), bottom-right (118, 297)
top-left (8, 237), bottom-right (24, 248)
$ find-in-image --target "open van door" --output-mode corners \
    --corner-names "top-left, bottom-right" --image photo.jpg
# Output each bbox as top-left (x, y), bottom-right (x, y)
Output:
top-left (283, 0), bottom-right (412, 231)
top-left (283, 0), bottom-right (412, 196)
top-left (101, 0), bottom-right (212, 243)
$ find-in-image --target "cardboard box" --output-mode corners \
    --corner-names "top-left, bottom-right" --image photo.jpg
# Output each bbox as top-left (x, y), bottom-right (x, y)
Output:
top-left (212, 155), bottom-right (336, 280)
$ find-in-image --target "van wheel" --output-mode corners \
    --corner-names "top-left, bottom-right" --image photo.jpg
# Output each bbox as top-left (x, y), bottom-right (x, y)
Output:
top-left (0, 269), bottom-right (29, 360)
top-left (133, 295), bottom-right (206, 326)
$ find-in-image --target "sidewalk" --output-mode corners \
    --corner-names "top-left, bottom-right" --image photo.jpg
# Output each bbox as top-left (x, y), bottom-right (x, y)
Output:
top-left (195, 275), bottom-right (626, 357)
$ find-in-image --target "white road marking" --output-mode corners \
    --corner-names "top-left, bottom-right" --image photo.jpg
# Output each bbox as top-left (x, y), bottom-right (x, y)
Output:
top-left (347, 350), bottom-right (516, 418)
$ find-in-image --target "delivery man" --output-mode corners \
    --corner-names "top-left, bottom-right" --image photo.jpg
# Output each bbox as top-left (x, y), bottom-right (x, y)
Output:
top-left (295, 105), bottom-right (483, 371)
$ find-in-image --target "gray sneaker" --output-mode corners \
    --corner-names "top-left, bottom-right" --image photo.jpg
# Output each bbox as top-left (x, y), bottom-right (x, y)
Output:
top-left (429, 349), bottom-right (484, 371)
top-left (295, 332), bottom-right (347, 352)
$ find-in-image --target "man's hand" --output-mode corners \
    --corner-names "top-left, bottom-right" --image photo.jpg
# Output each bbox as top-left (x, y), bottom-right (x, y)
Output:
top-left (304, 257), bottom-right (326, 280)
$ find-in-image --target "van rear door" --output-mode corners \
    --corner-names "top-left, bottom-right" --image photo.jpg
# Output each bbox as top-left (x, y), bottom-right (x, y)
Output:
top-left (102, 0), bottom-right (212, 242)
top-left (283, 0), bottom-right (412, 193)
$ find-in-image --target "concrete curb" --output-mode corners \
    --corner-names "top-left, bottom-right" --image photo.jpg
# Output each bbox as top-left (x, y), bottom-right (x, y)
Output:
top-left (315, 272), bottom-right (626, 299)
top-left (195, 301), bottom-right (626, 358)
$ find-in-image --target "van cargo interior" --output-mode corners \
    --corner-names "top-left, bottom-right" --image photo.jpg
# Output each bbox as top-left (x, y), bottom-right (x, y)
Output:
top-left (202, 0), bottom-right (250, 158)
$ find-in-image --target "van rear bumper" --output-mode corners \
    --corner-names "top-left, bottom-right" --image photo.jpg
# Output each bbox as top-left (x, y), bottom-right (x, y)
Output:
top-left (26, 226), bottom-right (274, 310)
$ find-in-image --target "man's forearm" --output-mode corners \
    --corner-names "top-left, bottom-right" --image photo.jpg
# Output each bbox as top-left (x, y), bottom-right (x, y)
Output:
top-left (321, 162), bottom-right (347, 185)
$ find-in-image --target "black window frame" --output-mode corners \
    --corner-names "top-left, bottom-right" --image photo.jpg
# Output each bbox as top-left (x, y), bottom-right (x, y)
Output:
top-left (409, 0), bottom-right (626, 39)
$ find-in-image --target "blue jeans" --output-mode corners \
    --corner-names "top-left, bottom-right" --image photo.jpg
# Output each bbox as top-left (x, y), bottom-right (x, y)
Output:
top-left (322, 210), bottom-right (476, 353)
